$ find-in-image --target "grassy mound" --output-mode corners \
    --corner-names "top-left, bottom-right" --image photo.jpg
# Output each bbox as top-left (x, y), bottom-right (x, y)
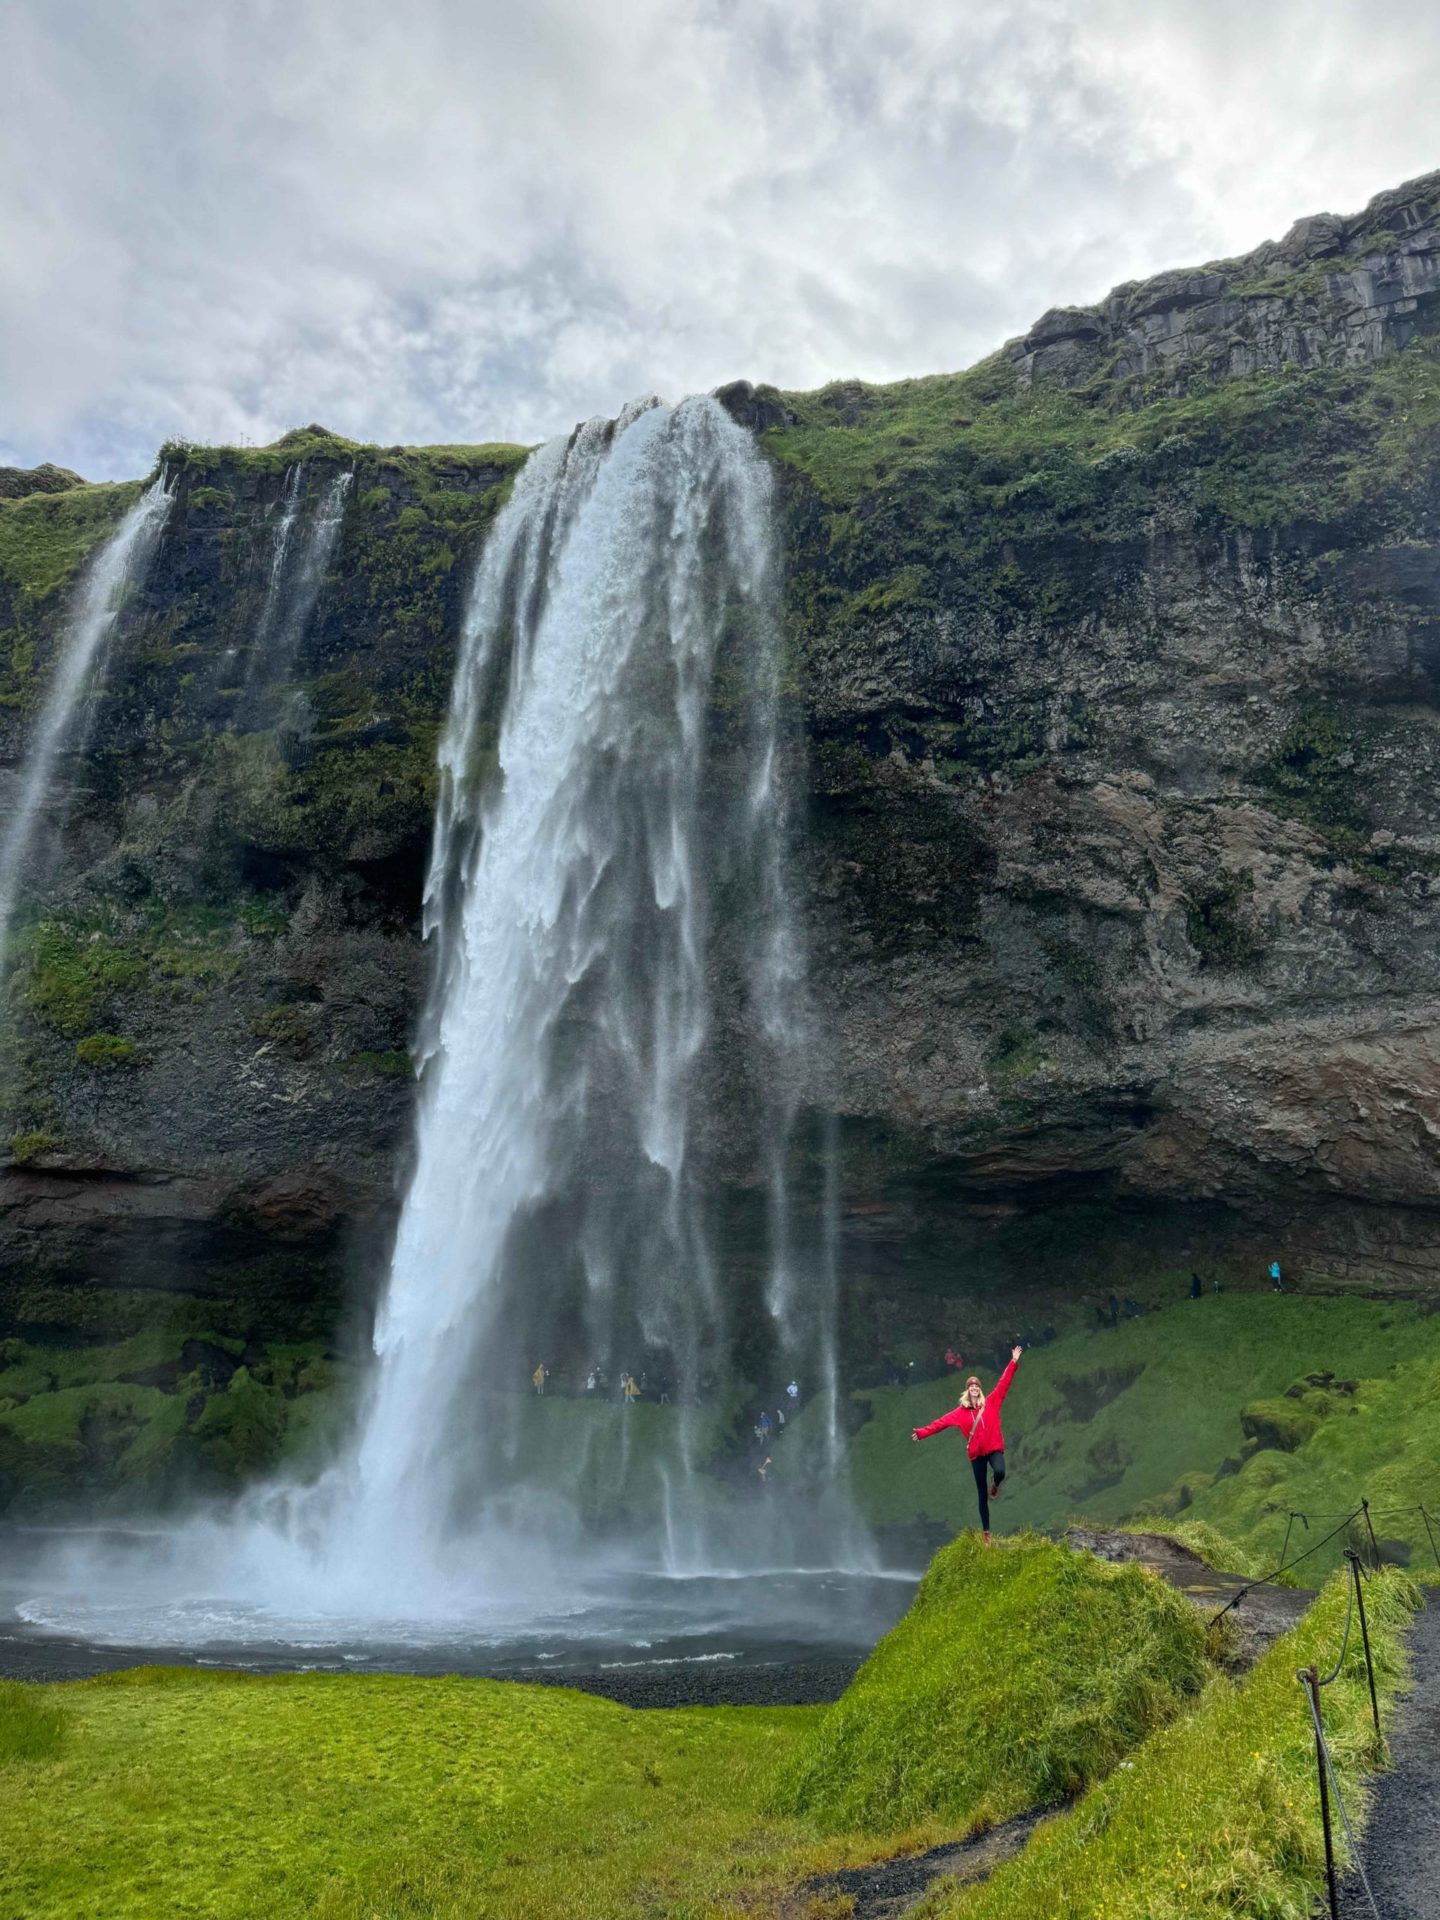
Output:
top-left (1180, 1344), bottom-right (1440, 1579)
top-left (941, 1566), bottom-right (1419, 1919)
top-left (774, 1532), bottom-right (1207, 1834)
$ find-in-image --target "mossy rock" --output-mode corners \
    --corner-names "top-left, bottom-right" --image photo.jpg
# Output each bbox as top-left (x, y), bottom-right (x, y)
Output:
top-left (1240, 1398), bottom-right (1322, 1452)
top-left (74, 1033), bottom-right (144, 1070)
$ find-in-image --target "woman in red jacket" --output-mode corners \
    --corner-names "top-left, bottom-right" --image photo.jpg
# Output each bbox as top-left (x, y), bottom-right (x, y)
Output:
top-left (912, 1345), bottom-right (1022, 1542)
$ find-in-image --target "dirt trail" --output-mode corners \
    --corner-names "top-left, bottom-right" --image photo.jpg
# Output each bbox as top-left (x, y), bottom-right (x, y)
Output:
top-left (1345, 1594), bottom-right (1440, 1919)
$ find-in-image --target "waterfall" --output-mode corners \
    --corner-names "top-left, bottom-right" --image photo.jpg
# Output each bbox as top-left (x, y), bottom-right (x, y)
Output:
top-left (258, 394), bottom-right (851, 1600)
top-left (0, 476), bottom-right (172, 961)
top-left (253, 463), bottom-right (304, 649)
top-left (242, 466), bottom-right (351, 711)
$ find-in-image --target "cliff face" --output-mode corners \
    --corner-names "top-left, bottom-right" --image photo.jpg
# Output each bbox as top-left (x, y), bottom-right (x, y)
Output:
top-left (765, 168), bottom-right (1440, 1314)
top-left (3, 174), bottom-right (1440, 1509)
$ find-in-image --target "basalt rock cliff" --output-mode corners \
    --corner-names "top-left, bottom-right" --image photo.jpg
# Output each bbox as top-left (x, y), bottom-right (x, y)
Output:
top-left (3, 171), bottom-right (1440, 1508)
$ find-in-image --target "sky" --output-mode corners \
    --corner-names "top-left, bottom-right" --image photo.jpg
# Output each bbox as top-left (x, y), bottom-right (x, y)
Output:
top-left (1, 0), bottom-right (1438, 480)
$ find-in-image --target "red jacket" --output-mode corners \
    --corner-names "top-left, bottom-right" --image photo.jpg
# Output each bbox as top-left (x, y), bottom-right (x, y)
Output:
top-left (913, 1360), bottom-right (1016, 1459)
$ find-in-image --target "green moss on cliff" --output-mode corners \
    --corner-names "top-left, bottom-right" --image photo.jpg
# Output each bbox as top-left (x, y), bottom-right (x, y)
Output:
top-left (770, 341), bottom-right (1440, 647)
top-left (0, 481), bottom-right (145, 602)
top-left (74, 1032), bottom-right (144, 1069)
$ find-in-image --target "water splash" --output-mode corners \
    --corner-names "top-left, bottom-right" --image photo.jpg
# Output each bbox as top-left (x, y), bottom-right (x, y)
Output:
top-left (0, 475), bottom-right (172, 959)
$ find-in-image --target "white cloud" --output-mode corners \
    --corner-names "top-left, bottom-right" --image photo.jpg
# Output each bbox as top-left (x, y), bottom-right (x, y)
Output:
top-left (0, 0), bottom-right (1436, 477)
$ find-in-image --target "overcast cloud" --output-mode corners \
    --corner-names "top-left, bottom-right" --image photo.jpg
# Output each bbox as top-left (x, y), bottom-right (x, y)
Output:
top-left (2, 0), bottom-right (1437, 479)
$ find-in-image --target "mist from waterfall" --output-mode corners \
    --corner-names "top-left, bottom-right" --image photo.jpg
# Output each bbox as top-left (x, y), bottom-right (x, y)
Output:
top-left (0, 476), bottom-right (172, 962)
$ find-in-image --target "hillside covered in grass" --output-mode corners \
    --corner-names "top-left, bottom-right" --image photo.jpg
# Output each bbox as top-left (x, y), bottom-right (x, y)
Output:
top-left (775, 1533), bottom-right (1207, 1832)
top-left (839, 1290), bottom-right (1440, 1574)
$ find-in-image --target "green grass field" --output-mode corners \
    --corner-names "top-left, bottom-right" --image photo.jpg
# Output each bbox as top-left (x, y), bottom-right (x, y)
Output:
top-left (0, 1535), bottom-right (1417, 1919)
top-left (775, 1534), bottom-right (1206, 1833)
top-left (836, 1293), bottom-right (1440, 1576)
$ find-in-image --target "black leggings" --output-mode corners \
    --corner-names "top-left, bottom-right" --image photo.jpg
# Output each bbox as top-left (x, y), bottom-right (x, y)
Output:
top-left (971, 1450), bottom-right (1006, 1531)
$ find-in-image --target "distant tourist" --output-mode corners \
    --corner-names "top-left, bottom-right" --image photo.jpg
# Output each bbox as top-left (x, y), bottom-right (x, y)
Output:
top-left (1108, 1293), bottom-right (1119, 1327)
top-left (1270, 1260), bottom-right (1284, 1292)
top-left (786, 1379), bottom-right (799, 1403)
top-left (622, 1372), bottom-right (640, 1405)
top-left (532, 1362), bottom-right (547, 1396)
top-left (1190, 1273), bottom-right (1203, 1300)
top-left (1213, 1277), bottom-right (1223, 1295)
top-left (585, 1369), bottom-right (597, 1393)
top-left (756, 1456), bottom-right (771, 1482)
top-left (911, 1345), bottom-right (1023, 1546)
top-left (944, 1348), bottom-right (964, 1371)
top-left (776, 1406), bottom-right (785, 1430)
top-left (756, 1409), bottom-right (772, 1443)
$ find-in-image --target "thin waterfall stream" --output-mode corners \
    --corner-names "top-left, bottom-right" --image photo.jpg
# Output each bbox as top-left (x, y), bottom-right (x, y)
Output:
top-left (240, 464), bottom-right (352, 716)
top-left (0, 477), bottom-right (172, 963)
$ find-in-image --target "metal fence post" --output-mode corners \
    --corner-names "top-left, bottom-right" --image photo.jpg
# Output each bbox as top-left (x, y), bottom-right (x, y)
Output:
top-left (1304, 1666), bottom-right (1341, 1920)
top-left (1421, 1504), bottom-right (1440, 1572)
top-left (1345, 1548), bottom-right (1382, 1742)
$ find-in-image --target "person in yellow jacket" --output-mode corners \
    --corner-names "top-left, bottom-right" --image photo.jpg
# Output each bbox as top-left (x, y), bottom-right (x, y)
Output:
top-left (532, 1362), bottom-right (547, 1396)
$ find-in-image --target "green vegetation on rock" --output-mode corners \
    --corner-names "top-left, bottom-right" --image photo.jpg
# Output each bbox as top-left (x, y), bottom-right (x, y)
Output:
top-left (73, 1032), bottom-right (144, 1069)
top-left (0, 480), bottom-right (144, 602)
top-left (769, 340), bottom-right (1440, 646)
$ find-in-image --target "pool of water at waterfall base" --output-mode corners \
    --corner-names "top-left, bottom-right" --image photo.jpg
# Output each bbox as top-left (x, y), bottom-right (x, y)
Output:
top-left (0, 1527), bottom-right (917, 1697)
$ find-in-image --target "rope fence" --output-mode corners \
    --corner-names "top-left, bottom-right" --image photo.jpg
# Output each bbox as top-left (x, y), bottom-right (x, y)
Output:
top-left (1199, 1490), bottom-right (1434, 1916)
top-left (1293, 1539), bottom-right (1402, 1920)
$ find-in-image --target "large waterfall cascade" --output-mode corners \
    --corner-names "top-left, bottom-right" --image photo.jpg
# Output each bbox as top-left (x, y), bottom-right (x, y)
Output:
top-left (229, 394), bottom-right (859, 1608)
top-left (0, 476), bottom-right (173, 962)
top-left (6, 402), bottom-right (882, 1653)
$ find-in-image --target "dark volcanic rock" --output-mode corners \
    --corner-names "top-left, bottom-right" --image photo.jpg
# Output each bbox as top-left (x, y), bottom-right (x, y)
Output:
top-left (0, 463), bottom-right (85, 500)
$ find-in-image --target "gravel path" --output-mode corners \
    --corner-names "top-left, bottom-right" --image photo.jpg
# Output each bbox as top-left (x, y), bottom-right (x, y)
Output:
top-left (1345, 1594), bottom-right (1440, 1918)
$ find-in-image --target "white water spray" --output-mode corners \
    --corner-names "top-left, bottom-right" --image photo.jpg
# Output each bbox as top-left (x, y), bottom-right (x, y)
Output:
top-left (0, 476), bottom-right (172, 959)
